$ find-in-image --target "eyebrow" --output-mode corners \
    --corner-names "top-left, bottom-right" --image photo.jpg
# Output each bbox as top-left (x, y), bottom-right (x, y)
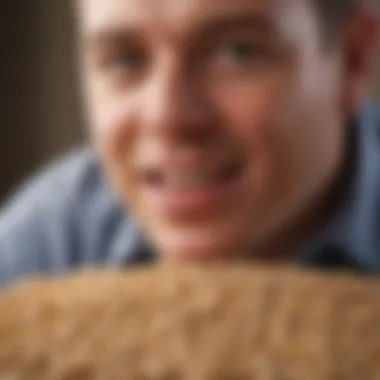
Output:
top-left (83, 29), bottom-right (139, 52)
top-left (196, 13), bottom-right (274, 38)
top-left (83, 12), bottom-right (274, 51)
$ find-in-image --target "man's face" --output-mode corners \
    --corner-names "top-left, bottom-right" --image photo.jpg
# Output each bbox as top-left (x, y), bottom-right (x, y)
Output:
top-left (77, 0), bottom-right (361, 261)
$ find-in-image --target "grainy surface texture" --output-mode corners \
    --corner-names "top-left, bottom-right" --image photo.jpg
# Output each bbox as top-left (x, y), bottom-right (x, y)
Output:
top-left (0, 265), bottom-right (379, 379)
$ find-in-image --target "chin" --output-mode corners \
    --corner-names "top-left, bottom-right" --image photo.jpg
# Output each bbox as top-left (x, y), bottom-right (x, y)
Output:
top-left (154, 227), bottom-right (246, 263)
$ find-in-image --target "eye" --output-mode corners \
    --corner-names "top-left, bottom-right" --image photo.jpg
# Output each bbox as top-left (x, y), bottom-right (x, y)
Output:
top-left (200, 37), bottom-right (273, 81)
top-left (216, 40), bottom-right (268, 64)
top-left (104, 49), bottom-right (144, 74)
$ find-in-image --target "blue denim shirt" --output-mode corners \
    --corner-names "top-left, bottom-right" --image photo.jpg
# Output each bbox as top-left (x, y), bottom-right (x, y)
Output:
top-left (0, 102), bottom-right (379, 285)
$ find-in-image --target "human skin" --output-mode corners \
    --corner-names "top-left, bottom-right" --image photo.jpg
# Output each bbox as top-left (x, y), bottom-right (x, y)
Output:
top-left (75, 0), bottom-right (377, 262)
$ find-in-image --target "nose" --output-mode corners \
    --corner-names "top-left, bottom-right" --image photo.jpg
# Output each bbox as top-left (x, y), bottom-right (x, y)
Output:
top-left (139, 59), bottom-right (215, 145)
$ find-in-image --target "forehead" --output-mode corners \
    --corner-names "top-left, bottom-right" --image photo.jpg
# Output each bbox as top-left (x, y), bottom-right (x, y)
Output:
top-left (77, 0), bottom-right (316, 37)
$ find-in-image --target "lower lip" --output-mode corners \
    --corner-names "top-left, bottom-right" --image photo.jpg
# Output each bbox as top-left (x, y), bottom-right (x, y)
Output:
top-left (144, 174), bottom-right (242, 218)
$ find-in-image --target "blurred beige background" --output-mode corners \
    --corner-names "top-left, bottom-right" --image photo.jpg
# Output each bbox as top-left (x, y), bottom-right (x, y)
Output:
top-left (0, 1), bottom-right (379, 201)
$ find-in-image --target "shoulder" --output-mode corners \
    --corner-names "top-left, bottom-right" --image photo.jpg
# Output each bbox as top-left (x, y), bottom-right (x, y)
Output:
top-left (0, 147), bottom-right (127, 283)
top-left (363, 101), bottom-right (380, 133)
top-left (355, 102), bottom-right (380, 269)
top-left (0, 147), bottom-right (105, 234)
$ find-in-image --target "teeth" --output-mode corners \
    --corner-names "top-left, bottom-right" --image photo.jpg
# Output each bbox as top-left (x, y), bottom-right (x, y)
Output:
top-left (145, 160), bottom-right (241, 189)
top-left (164, 171), bottom-right (219, 188)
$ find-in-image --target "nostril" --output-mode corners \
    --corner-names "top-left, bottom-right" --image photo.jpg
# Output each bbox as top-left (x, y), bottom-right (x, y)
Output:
top-left (221, 159), bottom-right (243, 180)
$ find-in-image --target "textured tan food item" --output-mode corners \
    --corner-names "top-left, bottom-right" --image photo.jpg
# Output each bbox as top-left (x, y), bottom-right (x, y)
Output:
top-left (0, 265), bottom-right (379, 380)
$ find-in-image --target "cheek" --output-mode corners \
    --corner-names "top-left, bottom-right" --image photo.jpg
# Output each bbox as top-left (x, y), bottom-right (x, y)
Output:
top-left (206, 75), bottom-right (318, 211)
top-left (90, 94), bottom-right (137, 163)
top-left (83, 73), bottom-right (137, 156)
top-left (208, 77), bottom-right (290, 153)
top-left (86, 89), bottom-right (140, 199)
top-left (207, 79), bottom-right (295, 206)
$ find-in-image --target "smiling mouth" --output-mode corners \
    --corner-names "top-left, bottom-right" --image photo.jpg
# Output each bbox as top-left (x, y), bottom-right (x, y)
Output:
top-left (138, 156), bottom-right (246, 217)
top-left (143, 158), bottom-right (244, 190)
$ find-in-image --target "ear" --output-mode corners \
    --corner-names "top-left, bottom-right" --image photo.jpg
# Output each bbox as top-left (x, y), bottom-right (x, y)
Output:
top-left (339, 8), bottom-right (378, 114)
